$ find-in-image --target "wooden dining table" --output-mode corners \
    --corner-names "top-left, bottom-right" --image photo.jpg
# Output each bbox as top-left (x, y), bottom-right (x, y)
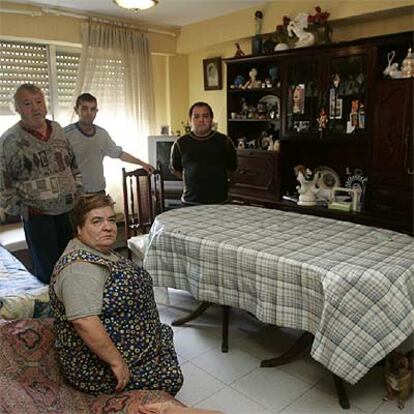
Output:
top-left (141, 204), bottom-right (414, 407)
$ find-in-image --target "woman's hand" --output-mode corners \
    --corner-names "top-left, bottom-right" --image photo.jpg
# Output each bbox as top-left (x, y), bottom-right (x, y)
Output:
top-left (111, 358), bottom-right (131, 392)
top-left (71, 316), bottom-right (131, 392)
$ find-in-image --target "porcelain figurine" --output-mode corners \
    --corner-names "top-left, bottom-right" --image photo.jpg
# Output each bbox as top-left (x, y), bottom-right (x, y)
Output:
top-left (401, 47), bottom-right (414, 78)
top-left (234, 43), bottom-right (246, 57)
top-left (243, 68), bottom-right (261, 89)
top-left (388, 63), bottom-right (402, 79)
top-left (287, 13), bottom-right (315, 48)
top-left (294, 165), bottom-right (319, 206)
top-left (237, 137), bottom-right (246, 149)
top-left (383, 50), bottom-right (396, 77)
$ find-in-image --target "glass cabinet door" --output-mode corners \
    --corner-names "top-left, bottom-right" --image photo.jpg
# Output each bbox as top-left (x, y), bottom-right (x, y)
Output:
top-left (226, 59), bottom-right (282, 149)
top-left (286, 58), bottom-right (320, 136)
top-left (325, 53), bottom-right (368, 136)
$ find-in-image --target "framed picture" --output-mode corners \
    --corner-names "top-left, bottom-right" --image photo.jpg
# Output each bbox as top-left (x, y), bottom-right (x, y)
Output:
top-left (292, 84), bottom-right (305, 114)
top-left (160, 125), bottom-right (169, 135)
top-left (329, 89), bottom-right (343, 119)
top-left (334, 98), bottom-right (343, 119)
top-left (203, 57), bottom-right (222, 90)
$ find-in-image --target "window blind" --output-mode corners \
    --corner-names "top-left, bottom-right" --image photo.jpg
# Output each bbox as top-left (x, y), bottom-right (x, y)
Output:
top-left (55, 50), bottom-right (80, 114)
top-left (0, 41), bottom-right (50, 115)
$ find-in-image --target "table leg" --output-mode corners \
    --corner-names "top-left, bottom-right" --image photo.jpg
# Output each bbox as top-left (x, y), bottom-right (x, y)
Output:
top-left (221, 306), bottom-right (230, 353)
top-left (171, 301), bottom-right (212, 326)
top-left (260, 332), bottom-right (314, 367)
top-left (261, 332), bottom-right (351, 409)
top-left (333, 374), bottom-right (350, 409)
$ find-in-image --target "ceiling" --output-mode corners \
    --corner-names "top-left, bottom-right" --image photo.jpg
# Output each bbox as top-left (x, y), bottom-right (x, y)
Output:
top-left (4, 0), bottom-right (272, 28)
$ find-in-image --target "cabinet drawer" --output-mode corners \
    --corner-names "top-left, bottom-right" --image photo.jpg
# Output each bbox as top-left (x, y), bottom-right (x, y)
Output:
top-left (366, 185), bottom-right (412, 217)
top-left (232, 151), bottom-right (277, 189)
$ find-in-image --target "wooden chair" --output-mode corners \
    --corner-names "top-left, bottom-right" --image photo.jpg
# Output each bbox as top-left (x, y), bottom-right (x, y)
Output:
top-left (122, 168), bottom-right (164, 259)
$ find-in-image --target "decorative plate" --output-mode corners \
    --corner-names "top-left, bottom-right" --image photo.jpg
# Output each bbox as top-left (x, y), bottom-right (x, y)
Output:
top-left (258, 95), bottom-right (280, 118)
top-left (345, 171), bottom-right (367, 193)
top-left (314, 166), bottom-right (341, 189)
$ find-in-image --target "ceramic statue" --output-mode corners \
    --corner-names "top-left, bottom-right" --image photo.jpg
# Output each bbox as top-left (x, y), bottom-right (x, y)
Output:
top-left (294, 165), bottom-right (319, 206)
top-left (287, 13), bottom-right (315, 48)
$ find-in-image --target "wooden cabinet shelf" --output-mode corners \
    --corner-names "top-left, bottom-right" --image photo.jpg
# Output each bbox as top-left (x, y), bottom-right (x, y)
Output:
top-left (228, 88), bottom-right (281, 94)
top-left (228, 118), bottom-right (279, 122)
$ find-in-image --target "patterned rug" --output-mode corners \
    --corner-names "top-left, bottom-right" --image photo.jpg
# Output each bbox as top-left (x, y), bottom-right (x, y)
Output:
top-left (0, 318), bottom-right (184, 413)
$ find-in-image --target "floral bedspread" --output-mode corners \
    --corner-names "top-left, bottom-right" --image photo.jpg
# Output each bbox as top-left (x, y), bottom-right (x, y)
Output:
top-left (0, 244), bottom-right (49, 319)
top-left (0, 318), bottom-right (184, 413)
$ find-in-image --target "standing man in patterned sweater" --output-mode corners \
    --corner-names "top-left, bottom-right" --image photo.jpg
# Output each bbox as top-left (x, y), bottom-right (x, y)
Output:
top-left (170, 102), bottom-right (237, 205)
top-left (0, 84), bottom-right (83, 283)
top-left (64, 93), bottom-right (154, 194)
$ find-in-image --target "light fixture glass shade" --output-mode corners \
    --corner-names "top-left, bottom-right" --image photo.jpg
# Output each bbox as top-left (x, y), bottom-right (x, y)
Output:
top-left (114, 0), bottom-right (158, 11)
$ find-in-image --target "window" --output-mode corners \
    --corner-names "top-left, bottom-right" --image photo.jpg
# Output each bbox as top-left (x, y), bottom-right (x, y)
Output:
top-left (55, 49), bottom-right (80, 123)
top-left (0, 40), bottom-right (80, 131)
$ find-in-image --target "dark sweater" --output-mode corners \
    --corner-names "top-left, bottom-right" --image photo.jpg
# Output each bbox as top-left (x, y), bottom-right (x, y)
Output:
top-left (170, 131), bottom-right (237, 204)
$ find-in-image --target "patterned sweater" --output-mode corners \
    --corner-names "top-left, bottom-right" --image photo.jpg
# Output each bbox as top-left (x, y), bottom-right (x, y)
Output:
top-left (0, 120), bottom-right (82, 216)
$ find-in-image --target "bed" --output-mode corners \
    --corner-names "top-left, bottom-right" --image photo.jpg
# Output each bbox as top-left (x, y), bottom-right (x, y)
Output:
top-left (0, 244), bottom-right (50, 319)
top-left (0, 318), bottom-right (184, 413)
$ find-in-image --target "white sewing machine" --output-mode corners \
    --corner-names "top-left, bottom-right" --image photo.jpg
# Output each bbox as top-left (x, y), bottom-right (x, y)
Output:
top-left (328, 187), bottom-right (361, 212)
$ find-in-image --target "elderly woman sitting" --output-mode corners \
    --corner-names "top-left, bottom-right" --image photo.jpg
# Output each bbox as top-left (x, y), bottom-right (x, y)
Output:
top-left (49, 193), bottom-right (183, 396)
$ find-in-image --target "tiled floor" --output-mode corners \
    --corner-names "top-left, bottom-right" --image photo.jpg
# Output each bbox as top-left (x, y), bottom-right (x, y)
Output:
top-left (157, 289), bottom-right (413, 414)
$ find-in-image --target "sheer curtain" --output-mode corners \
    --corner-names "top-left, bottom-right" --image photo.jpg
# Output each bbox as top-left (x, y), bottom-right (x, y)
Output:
top-left (73, 21), bottom-right (156, 211)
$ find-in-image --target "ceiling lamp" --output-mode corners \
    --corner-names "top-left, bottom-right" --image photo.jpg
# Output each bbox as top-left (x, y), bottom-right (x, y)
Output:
top-left (113, 0), bottom-right (158, 11)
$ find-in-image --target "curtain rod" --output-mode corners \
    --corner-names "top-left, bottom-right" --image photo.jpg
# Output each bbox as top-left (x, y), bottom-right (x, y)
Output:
top-left (0, 7), bottom-right (177, 38)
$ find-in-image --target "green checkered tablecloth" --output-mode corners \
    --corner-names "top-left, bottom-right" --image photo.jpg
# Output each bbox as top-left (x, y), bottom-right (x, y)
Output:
top-left (143, 204), bottom-right (414, 384)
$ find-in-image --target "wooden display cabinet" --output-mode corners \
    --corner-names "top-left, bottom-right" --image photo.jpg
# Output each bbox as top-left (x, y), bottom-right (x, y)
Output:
top-left (225, 31), bottom-right (413, 234)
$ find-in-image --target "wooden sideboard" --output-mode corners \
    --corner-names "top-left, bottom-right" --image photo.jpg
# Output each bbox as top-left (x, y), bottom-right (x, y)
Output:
top-left (225, 31), bottom-right (413, 235)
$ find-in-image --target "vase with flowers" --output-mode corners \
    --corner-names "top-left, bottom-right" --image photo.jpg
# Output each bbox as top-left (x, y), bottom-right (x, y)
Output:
top-left (273, 15), bottom-right (292, 50)
top-left (307, 6), bottom-right (332, 45)
top-left (273, 6), bottom-right (332, 50)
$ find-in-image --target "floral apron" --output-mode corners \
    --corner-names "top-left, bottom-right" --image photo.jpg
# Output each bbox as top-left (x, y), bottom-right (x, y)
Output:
top-left (49, 250), bottom-right (183, 395)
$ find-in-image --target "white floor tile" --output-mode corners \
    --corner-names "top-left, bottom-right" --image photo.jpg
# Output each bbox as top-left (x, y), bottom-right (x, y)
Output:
top-left (198, 386), bottom-right (273, 414)
top-left (168, 289), bottom-right (199, 311)
top-left (176, 362), bottom-right (225, 406)
top-left (231, 367), bottom-right (311, 412)
top-left (191, 346), bottom-right (260, 384)
top-left (375, 395), bottom-right (414, 413)
top-left (281, 386), bottom-right (366, 413)
top-left (163, 289), bottom-right (396, 414)
top-left (231, 324), bottom-right (304, 361)
top-left (276, 356), bottom-right (330, 386)
top-left (173, 325), bottom-right (221, 361)
top-left (158, 305), bottom-right (186, 328)
top-left (316, 366), bottom-right (385, 413)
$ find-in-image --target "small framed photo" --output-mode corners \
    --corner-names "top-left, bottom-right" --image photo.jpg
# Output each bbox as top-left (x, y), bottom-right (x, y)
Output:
top-left (329, 88), bottom-right (336, 119)
top-left (292, 84), bottom-right (305, 114)
top-left (334, 98), bottom-right (343, 119)
top-left (160, 125), bottom-right (169, 135)
top-left (329, 89), bottom-right (343, 119)
top-left (203, 57), bottom-right (222, 90)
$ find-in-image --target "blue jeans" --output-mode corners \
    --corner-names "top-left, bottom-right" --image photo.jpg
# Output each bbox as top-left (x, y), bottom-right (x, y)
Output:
top-left (23, 212), bottom-right (73, 283)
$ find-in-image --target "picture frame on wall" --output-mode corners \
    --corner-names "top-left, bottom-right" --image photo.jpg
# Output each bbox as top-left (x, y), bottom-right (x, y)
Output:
top-left (203, 57), bottom-right (222, 90)
top-left (160, 125), bottom-right (169, 135)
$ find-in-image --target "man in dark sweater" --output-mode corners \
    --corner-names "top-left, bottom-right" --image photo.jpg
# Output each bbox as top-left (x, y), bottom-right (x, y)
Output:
top-left (170, 102), bottom-right (237, 205)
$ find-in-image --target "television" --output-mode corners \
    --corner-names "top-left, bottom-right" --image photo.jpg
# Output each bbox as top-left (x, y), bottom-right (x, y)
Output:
top-left (147, 135), bottom-right (183, 202)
